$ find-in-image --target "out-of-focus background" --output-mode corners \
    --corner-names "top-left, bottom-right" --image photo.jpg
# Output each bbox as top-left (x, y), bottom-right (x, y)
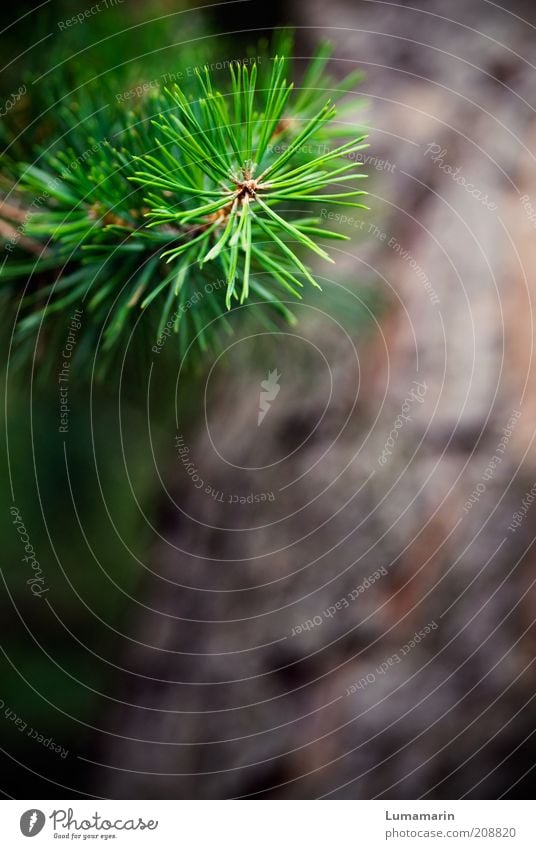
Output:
top-left (3, 0), bottom-right (536, 799)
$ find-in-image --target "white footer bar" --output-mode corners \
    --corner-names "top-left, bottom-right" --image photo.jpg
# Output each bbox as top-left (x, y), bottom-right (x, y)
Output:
top-left (2, 800), bottom-right (533, 847)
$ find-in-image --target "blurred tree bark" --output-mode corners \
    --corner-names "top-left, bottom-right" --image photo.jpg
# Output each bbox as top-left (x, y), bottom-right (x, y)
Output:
top-left (99, 0), bottom-right (536, 799)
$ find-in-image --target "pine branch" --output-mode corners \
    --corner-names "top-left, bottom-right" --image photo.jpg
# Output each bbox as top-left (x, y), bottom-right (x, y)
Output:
top-left (0, 40), bottom-right (368, 375)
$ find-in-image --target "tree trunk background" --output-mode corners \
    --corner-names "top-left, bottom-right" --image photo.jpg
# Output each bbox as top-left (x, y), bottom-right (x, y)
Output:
top-left (99, 0), bottom-right (536, 798)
